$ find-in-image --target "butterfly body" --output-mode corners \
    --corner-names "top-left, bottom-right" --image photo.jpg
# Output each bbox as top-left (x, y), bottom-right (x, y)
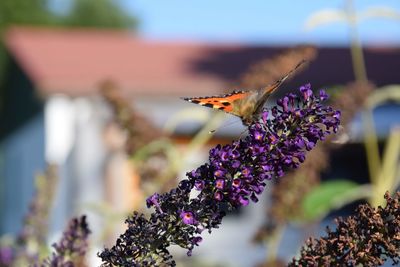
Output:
top-left (182, 60), bottom-right (305, 126)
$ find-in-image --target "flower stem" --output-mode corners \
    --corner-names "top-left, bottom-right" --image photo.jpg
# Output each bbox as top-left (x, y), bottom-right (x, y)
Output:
top-left (345, 0), bottom-right (381, 198)
top-left (346, 0), bottom-right (367, 83)
top-left (266, 226), bottom-right (284, 263)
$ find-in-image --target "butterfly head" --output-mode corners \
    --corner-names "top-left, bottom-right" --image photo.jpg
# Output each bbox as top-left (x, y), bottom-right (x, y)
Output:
top-left (241, 114), bottom-right (255, 126)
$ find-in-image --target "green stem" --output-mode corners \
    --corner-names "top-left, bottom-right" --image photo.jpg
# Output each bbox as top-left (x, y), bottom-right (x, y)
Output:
top-left (361, 111), bottom-right (381, 185)
top-left (346, 0), bottom-right (381, 198)
top-left (265, 226), bottom-right (284, 263)
top-left (371, 128), bottom-right (400, 206)
top-left (346, 0), bottom-right (367, 82)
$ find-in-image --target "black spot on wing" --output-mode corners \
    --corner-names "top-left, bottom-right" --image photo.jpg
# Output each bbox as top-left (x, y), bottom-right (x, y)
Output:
top-left (181, 90), bottom-right (249, 101)
top-left (221, 102), bottom-right (231, 106)
top-left (203, 103), bottom-right (214, 108)
top-left (223, 90), bottom-right (248, 97)
top-left (181, 97), bottom-right (198, 103)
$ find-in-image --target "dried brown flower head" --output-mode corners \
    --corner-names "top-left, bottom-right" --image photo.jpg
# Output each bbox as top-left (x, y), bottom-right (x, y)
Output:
top-left (289, 191), bottom-right (400, 266)
top-left (239, 45), bottom-right (317, 89)
top-left (100, 80), bottom-right (177, 192)
top-left (100, 80), bottom-right (164, 155)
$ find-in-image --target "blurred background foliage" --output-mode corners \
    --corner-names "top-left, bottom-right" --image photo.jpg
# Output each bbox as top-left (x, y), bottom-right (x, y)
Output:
top-left (0, 0), bottom-right (137, 110)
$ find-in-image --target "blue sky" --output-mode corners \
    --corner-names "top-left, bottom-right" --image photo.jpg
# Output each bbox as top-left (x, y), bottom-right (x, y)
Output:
top-left (51, 0), bottom-right (400, 45)
top-left (119, 0), bottom-right (400, 45)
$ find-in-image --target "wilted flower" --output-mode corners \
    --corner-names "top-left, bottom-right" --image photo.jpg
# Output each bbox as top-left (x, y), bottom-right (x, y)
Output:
top-left (99, 85), bottom-right (340, 266)
top-left (289, 191), bottom-right (400, 266)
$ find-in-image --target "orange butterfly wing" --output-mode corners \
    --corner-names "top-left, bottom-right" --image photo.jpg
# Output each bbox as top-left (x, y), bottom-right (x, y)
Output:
top-left (182, 90), bottom-right (251, 116)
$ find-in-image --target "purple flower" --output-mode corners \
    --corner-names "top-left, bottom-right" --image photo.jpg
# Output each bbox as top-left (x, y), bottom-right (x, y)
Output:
top-left (214, 191), bottom-right (224, 201)
top-left (278, 96), bottom-right (290, 112)
top-left (194, 180), bottom-right (205, 190)
top-left (238, 196), bottom-right (250, 206)
top-left (180, 211), bottom-right (197, 225)
top-left (319, 89), bottom-right (328, 101)
top-left (300, 83), bottom-right (313, 100)
top-left (241, 166), bottom-right (252, 178)
top-left (334, 110), bottom-right (341, 120)
top-left (253, 130), bottom-right (265, 141)
top-left (214, 169), bottom-right (225, 177)
top-left (231, 160), bottom-right (241, 168)
top-left (146, 193), bottom-right (160, 207)
top-left (0, 247), bottom-right (13, 265)
top-left (215, 179), bottom-right (225, 189)
top-left (99, 84), bottom-right (341, 266)
top-left (191, 236), bottom-right (202, 246)
top-left (232, 178), bottom-right (242, 188)
top-left (261, 111), bottom-right (269, 124)
top-left (41, 216), bottom-right (91, 266)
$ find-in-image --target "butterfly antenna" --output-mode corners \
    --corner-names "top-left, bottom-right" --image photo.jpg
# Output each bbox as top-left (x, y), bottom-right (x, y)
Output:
top-left (261, 60), bottom-right (307, 98)
top-left (280, 59), bottom-right (307, 83)
top-left (208, 119), bottom-right (241, 134)
top-left (232, 128), bottom-right (248, 150)
top-left (238, 128), bottom-right (248, 140)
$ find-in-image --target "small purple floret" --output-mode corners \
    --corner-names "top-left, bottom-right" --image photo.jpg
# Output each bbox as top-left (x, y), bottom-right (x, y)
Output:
top-left (215, 179), bottom-right (225, 189)
top-left (214, 191), bottom-right (223, 201)
top-left (180, 211), bottom-right (197, 225)
top-left (319, 89), bottom-right (328, 101)
top-left (194, 180), bottom-right (205, 190)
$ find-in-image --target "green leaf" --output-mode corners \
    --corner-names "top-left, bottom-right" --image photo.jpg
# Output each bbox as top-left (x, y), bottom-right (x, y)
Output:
top-left (372, 127), bottom-right (400, 206)
top-left (302, 180), bottom-right (371, 221)
top-left (365, 85), bottom-right (400, 109)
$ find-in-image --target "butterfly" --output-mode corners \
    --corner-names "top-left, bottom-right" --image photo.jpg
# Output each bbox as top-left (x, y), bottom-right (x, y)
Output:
top-left (182, 60), bottom-right (306, 126)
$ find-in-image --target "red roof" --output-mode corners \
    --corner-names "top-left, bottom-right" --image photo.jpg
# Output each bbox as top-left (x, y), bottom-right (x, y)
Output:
top-left (6, 27), bottom-right (400, 98)
top-left (5, 27), bottom-right (240, 97)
